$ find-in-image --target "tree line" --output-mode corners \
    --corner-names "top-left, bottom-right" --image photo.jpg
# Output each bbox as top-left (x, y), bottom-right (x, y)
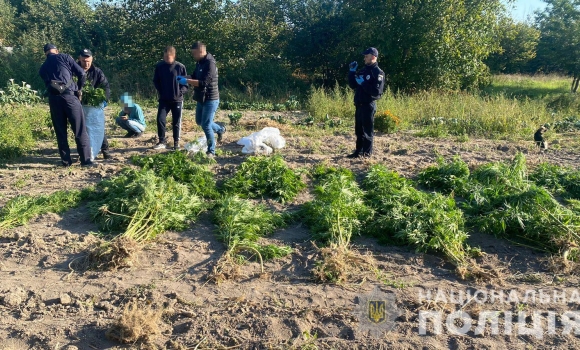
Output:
top-left (0, 0), bottom-right (579, 98)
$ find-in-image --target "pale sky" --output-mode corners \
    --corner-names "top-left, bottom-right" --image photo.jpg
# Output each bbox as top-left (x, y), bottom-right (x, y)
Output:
top-left (505, 0), bottom-right (548, 22)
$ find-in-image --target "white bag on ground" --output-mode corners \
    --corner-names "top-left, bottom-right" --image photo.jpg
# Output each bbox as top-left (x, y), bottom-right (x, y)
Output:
top-left (185, 136), bottom-right (207, 153)
top-left (237, 127), bottom-right (286, 154)
top-left (83, 105), bottom-right (105, 161)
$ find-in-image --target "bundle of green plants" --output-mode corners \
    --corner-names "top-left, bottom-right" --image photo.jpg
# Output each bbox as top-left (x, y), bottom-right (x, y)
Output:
top-left (302, 169), bottom-right (372, 247)
top-left (223, 155), bottom-right (305, 203)
top-left (81, 84), bottom-right (106, 107)
top-left (0, 189), bottom-right (91, 233)
top-left (417, 156), bottom-right (470, 194)
top-left (310, 163), bottom-right (356, 183)
top-left (131, 151), bottom-right (218, 199)
top-left (89, 169), bottom-right (204, 242)
top-left (529, 162), bottom-right (580, 200)
top-left (363, 165), bottom-right (475, 276)
top-left (210, 195), bottom-right (290, 282)
top-left (227, 112), bottom-right (243, 126)
top-left (463, 154), bottom-right (580, 258)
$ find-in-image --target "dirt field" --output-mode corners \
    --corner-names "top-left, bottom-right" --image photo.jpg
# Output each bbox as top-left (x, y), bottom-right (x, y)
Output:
top-left (1, 109), bottom-right (580, 349)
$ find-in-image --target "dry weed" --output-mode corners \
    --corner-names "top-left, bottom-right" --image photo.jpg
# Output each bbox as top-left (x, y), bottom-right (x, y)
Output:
top-left (312, 245), bottom-right (377, 283)
top-left (85, 236), bottom-right (140, 270)
top-left (106, 301), bottom-right (162, 344)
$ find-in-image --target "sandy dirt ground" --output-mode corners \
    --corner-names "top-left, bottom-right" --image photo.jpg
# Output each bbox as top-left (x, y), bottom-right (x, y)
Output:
top-left (1, 109), bottom-right (580, 349)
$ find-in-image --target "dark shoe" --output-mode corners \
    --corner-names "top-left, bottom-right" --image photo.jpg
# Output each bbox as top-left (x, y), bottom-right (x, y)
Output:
top-left (153, 142), bottom-right (166, 150)
top-left (173, 143), bottom-right (181, 151)
top-left (347, 152), bottom-right (360, 159)
top-left (124, 131), bottom-right (136, 138)
top-left (130, 132), bottom-right (143, 138)
top-left (102, 151), bottom-right (112, 160)
top-left (360, 153), bottom-right (372, 159)
top-left (216, 122), bottom-right (227, 143)
top-left (81, 161), bottom-right (98, 168)
top-left (206, 152), bottom-right (215, 159)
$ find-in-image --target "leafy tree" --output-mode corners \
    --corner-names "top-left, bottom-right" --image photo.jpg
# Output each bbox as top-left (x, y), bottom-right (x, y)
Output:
top-left (486, 18), bottom-right (540, 74)
top-left (536, 0), bottom-right (580, 92)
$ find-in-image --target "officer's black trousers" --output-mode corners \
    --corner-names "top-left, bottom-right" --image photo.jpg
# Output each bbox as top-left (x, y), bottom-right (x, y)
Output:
top-left (157, 100), bottom-right (183, 144)
top-left (354, 101), bottom-right (376, 155)
top-left (48, 93), bottom-right (92, 165)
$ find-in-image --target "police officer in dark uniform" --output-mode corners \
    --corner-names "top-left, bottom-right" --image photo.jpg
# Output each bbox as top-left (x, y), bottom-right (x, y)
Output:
top-left (347, 47), bottom-right (385, 158)
top-left (39, 44), bottom-right (95, 167)
top-left (77, 48), bottom-right (112, 159)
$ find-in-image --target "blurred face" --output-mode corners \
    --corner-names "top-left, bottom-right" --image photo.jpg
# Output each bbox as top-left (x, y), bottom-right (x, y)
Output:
top-left (364, 54), bottom-right (377, 65)
top-left (123, 104), bottom-right (131, 114)
top-left (191, 46), bottom-right (206, 62)
top-left (164, 51), bottom-right (176, 64)
top-left (78, 55), bottom-right (93, 70)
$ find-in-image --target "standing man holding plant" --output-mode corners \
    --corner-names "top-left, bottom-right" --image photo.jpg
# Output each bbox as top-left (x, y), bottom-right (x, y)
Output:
top-left (153, 46), bottom-right (188, 150)
top-left (78, 48), bottom-right (112, 159)
top-left (39, 43), bottom-right (96, 167)
top-left (347, 47), bottom-right (385, 159)
top-left (178, 41), bottom-right (225, 158)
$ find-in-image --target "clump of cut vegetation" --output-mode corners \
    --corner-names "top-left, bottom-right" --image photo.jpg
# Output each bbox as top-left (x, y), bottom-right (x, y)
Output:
top-left (529, 162), bottom-right (580, 199)
top-left (132, 151), bottom-right (218, 199)
top-left (0, 189), bottom-right (91, 233)
top-left (464, 153), bottom-right (580, 259)
top-left (85, 236), bottom-right (141, 271)
top-left (302, 167), bottom-right (374, 283)
top-left (209, 195), bottom-right (290, 282)
top-left (417, 156), bottom-right (470, 194)
top-left (223, 155), bottom-right (306, 203)
top-left (363, 165), bottom-right (478, 278)
top-left (105, 301), bottom-right (162, 344)
top-left (89, 169), bottom-right (204, 242)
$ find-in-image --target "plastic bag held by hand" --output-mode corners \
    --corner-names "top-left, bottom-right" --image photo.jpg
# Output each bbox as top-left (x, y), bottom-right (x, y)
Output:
top-left (176, 76), bottom-right (188, 86)
top-left (83, 106), bottom-right (105, 161)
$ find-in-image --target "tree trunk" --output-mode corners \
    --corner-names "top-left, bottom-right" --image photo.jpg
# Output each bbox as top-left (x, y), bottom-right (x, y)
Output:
top-left (572, 73), bottom-right (580, 93)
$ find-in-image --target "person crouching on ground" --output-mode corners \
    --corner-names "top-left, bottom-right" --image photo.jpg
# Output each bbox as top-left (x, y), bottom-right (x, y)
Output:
top-left (116, 93), bottom-right (146, 137)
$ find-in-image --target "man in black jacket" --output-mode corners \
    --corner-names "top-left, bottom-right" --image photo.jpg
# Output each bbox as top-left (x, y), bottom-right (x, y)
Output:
top-left (153, 46), bottom-right (188, 150)
top-left (347, 47), bottom-right (385, 159)
top-left (39, 43), bottom-right (95, 167)
top-left (78, 48), bottom-right (113, 159)
top-left (179, 41), bottom-right (225, 157)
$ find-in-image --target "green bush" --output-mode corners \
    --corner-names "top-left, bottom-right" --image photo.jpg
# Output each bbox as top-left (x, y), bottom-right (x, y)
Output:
top-left (530, 163), bottom-right (580, 199)
top-left (0, 105), bottom-right (52, 162)
top-left (223, 155), bottom-right (306, 203)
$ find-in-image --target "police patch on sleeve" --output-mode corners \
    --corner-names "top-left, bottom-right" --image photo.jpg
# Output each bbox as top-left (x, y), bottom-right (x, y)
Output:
top-left (378, 74), bottom-right (384, 82)
top-left (366, 75), bottom-right (370, 80)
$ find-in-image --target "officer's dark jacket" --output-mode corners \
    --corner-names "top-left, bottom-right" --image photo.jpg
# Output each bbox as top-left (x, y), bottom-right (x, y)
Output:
top-left (153, 60), bottom-right (188, 102)
top-left (39, 53), bottom-right (86, 93)
top-left (77, 62), bottom-right (111, 102)
top-left (348, 62), bottom-right (385, 104)
top-left (191, 53), bottom-right (219, 102)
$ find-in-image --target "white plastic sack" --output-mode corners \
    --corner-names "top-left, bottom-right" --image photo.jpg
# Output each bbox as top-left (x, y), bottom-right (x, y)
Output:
top-left (83, 105), bottom-right (105, 161)
top-left (185, 136), bottom-right (207, 153)
top-left (237, 127), bottom-right (286, 154)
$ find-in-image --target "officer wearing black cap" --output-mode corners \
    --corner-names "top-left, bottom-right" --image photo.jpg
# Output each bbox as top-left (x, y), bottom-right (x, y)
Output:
top-left (78, 48), bottom-right (112, 159)
top-left (39, 43), bottom-right (95, 167)
top-left (347, 47), bottom-right (385, 158)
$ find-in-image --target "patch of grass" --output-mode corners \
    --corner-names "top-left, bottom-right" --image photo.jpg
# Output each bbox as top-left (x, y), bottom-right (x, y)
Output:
top-left (0, 189), bottom-right (91, 233)
top-left (417, 156), bottom-right (470, 194)
top-left (223, 155), bottom-right (306, 203)
top-left (131, 151), bottom-right (218, 199)
top-left (210, 196), bottom-right (290, 282)
top-left (0, 106), bottom-right (52, 163)
top-left (89, 169), bottom-right (204, 242)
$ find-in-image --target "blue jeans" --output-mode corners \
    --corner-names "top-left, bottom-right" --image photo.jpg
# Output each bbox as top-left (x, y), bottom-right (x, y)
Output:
top-left (195, 99), bottom-right (223, 154)
top-left (116, 117), bottom-right (145, 133)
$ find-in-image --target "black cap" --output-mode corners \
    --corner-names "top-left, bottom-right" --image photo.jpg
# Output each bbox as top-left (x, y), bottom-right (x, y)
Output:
top-left (362, 47), bottom-right (379, 57)
top-left (79, 48), bottom-right (92, 57)
top-left (43, 43), bottom-right (57, 53)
